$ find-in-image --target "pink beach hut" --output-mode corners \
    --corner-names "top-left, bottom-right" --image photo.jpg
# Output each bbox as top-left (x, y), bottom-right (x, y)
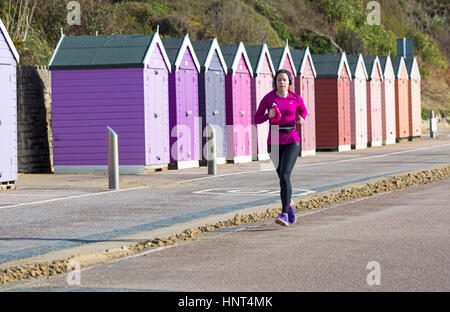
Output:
top-left (291, 47), bottom-right (317, 156)
top-left (245, 43), bottom-right (275, 161)
top-left (378, 56), bottom-right (397, 145)
top-left (347, 54), bottom-right (368, 149)
top-left (363, 56), bottom-right (383, 147)
top-left (405, 57), bottom-right (421, 138)
top-left (162, 35), bottom-right (201, 169)
top-left (0, 18), bottom-right (19, 184)
top-left (269, 41), bottom-right (297, 89)
top-left (220, 42), bottom-right (254, 163)
top-left (49, 31), bottom-right (171, 174)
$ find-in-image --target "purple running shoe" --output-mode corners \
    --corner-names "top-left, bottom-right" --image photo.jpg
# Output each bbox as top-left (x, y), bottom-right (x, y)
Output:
top-left (288, 200), bottom-right (296, 224)
top-left (275, 212), bottom-right (289, 226)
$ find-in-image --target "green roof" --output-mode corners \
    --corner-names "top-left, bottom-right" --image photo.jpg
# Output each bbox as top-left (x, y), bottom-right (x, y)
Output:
top-left (244, 44), bottom-right (264, 73)
top-left (311, 54), bottom-right (343, 78)
top-left (49, 34), bottom-right (156, 70)
top-left (290, 49), bottom-right (306, 73)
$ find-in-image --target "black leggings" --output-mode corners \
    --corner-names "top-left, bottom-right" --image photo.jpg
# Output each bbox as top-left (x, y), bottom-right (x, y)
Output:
top-left (268, 141), bottom-right (300, 214)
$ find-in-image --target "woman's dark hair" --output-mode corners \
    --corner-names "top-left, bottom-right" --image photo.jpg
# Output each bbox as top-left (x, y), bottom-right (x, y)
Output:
top-left (273, 69), bottom-right (293, 90)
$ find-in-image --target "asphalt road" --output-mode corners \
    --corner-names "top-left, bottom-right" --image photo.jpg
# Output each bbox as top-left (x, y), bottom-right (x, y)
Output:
top-left (4, 174), bottom-right (449, 292)
top-left (0, 137), bottom-right (449, 285)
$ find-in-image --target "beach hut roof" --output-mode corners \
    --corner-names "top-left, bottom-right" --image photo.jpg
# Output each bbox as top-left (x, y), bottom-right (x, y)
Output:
top-left (378, 55), bottom-right (394, 77)
top-left (391, 56), bottom-right (407, 79)
top-left (191, 38), bottom-right (227, 73)
top-left (291, 47), bottom-right (317, 78)
top-left (404, 57), bottom-right (421, 80)
top-left (244, 43), bottom-right (275, 76)
top-left (346, 54), bottom-right (368, 79)
top-left (219, 42), bottom-right (254, 76)
top-left (269, 42), bottom-right (297, 76)
top-left (0, 18), bottom-right (19, 62)
top-left (362, 55), bottom-right (383, 80)
top-left (311, 53), bottom-right (352, 80)
top-left (49, 30), bottom-right (171, 71)
top-left (161, 34), bottom-right (200, 72)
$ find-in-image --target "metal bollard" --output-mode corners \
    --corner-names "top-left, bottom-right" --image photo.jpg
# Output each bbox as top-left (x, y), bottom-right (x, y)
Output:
top-left (207, 123), bottom-right (217, 175)
top-left (429, 110), bottom-right (437, 138)
top-left (107, 126), bottom-right (119, 190)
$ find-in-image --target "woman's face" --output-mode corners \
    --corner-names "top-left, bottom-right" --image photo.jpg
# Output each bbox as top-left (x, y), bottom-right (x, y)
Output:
top-left (276, 73), bottom-right (290, 92)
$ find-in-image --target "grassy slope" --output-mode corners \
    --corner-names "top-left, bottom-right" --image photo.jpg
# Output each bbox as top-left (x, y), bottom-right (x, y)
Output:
top-left (3, 0), bottom-right (448, 115)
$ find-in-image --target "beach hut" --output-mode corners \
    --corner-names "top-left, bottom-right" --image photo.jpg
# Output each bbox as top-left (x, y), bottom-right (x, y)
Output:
top-left (392, 56), bottom-right (410, 140)
top-left (363, 56), bottom-right (383, 147)
top-left (245, 43), bottom-right (275, 161)
top-left (162, 35), bottom-right (201, 169)
top-left (378, 56), bottom-right (397, 145)
top-left (291, 47), bottom-right (317, 156)
top-left (405, 57), bottom-right (421, 138)
top-left (347, 54), bottom-right (368, 149)
top-left (219, 42), bottom-right (254, 163)
top-left (269, 41), bottom-right (297, 88)
top-left (49, 31), bottom-right (171, 174)
top-left (192, 38), bottom-right (228, 164)
top-left (311, 53), bottom-right (352, 151)
top-left (0, 18), bottom-right (19, 186)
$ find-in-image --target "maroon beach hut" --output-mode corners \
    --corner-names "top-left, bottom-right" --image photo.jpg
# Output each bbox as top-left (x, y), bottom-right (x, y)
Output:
top-left (291, 47), bottom-right (317, 156)
top-left (0, 18), bottom-right (19, 184)
top-left (192, 38), bottom-right (228, 164)
top-left (162, 35), bottom-right (201, 169)
top-left (49, 31), bottom-right (171, 174)
top-left (220, 42), bottom-right (254, 163)
top-left (245, 43), bottom-right (275, 161)
top-left (311, 53), bottom-right (352, 151)
top-left (363, 56), bottom-right (383, 147)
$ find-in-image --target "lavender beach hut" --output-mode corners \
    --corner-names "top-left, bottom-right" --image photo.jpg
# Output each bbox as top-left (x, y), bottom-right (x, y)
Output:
top-left (49, 31), bottom-right (171, 173)
top-left (220, 42), bottom-right (254, 163)
top-left (192, 38), bottom-right (228, 164)
top-left (162, 35), bottom-right (201, 169)
top-left (245, 43), bottom-right (275, 161)
top-left (0, 18), bottom-right (19, 185)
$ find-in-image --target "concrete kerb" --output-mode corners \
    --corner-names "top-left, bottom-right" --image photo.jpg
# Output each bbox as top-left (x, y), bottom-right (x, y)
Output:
top-left (1, 163), bottom-right (450, 286)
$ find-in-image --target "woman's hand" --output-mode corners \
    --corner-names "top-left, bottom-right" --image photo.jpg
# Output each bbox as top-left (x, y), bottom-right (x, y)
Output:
top-left (268, 108), bottom-right (276, 119)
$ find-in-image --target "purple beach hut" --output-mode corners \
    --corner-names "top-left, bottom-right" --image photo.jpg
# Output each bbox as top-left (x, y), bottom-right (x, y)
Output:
top-left (161, 35), bottom-right (201, 169)
top-left (192, 38), bottom-right (228, 165)
top-left (0, 18), bottom-right (19, 186)
top-left (49, 30), bottom-right (171, 173)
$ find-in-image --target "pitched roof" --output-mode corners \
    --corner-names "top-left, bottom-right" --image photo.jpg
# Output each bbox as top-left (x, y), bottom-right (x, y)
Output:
top-left (378, 55), bottom-right (394, 78)
top-left (269, 44), bottom-right (297, 76)
top-left (219, 42), bottom-right (253, 76)
top-left (244, 43), bottom-right (274, 75)
top-left (311, 53), bottom-right (351, 79)
top-left (49, 34), bottom-right (159, 69)
top-left (362, 55), bottom-right (382, 80)
top-left (346, 54), bottom-right (368, 79)
top-left (191, 38), bottom-right (227, 73)
top-left (0, 18), bottom-right (20, 62)
top-left (391, 56), bottom-right (407, 78)
top-left (161, 35), bottom-right (200, 72)
top-left (291, 47), bottom-right (317, 77)
top-left (404, 57), bottom-right (420, 79)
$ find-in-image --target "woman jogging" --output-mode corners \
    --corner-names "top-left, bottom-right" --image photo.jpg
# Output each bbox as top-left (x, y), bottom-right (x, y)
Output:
top-left (254, 69), bottom-right (308, 226)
